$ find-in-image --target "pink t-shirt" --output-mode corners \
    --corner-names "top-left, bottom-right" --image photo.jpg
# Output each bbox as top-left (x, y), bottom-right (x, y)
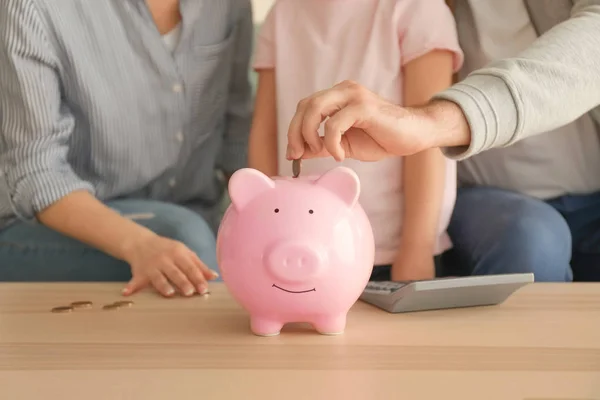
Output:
top-left (253, 0), bottom-right (464, 265)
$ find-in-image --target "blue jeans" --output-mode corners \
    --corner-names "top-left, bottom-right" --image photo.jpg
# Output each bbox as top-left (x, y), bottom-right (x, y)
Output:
top-left (443, 187), bottom-right (600, 282)
top-left (0, 199), bottom-right (220, 282)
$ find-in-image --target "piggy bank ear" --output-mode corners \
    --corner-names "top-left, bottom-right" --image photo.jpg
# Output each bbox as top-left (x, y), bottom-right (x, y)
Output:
top-left (314, 166), bottom-right (360, 207)
top-left (228, 168), bottom-right (275, 210)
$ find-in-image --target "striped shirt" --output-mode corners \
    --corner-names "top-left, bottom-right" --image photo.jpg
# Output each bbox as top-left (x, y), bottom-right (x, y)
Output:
top-left (0, 0), bottom-right (253, 231)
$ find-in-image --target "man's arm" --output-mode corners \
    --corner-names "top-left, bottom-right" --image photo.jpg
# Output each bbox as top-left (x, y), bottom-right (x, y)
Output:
top-left (434, 0), bottom-right (600, 159)
top-left (219, 0), bottom-right (254, 177)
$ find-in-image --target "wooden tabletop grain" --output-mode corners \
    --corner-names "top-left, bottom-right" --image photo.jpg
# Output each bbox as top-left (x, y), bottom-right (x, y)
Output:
top-left (0, 282), bottom-right (598, 400)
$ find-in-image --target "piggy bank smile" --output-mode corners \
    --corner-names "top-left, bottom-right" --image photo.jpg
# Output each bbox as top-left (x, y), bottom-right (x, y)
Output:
top-left (272, 284), bottom-right (316, 294)
top-left (216, 166), bottom-right (375, 337)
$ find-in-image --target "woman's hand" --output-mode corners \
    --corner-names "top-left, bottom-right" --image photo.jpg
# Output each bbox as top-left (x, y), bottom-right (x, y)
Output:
top-left (121, 232), bottom-right (219, 297)
top-left (285, 80), bottom-right (471, 162)
top-left (36, 191), bottom-right (219, 298)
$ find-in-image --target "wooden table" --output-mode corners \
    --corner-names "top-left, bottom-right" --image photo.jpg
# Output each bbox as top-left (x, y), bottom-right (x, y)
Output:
top-left (0, 282), bottom-right (598, 400)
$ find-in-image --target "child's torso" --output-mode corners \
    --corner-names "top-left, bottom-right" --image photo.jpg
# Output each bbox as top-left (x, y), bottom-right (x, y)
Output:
top-left (268, 0), bottom-right (455, 263)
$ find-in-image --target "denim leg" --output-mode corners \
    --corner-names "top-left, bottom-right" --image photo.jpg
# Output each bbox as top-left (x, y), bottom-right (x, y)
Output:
top-left (444, 187), bottom-right (573, 282)
top-left (547, 191), bottom-right (600, 281)
top-left (0, 199), bottom-right (219, 282)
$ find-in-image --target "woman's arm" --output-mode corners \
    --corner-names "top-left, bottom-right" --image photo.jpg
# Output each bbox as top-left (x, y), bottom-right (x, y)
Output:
top-left (36, 192), bottom-right (154, 263)
top-left (248, 69), bottom-right (278, 176)
top-left (0, 0), bottom-right (146, 257)
top-left (392, 50), bottom-right (455, 281)
top-left (36, 192), bottom-right (218, 297)
top-left (219, 1), bottom-right (254, 176)
top-left (0, 0), bottom-right (216, 296)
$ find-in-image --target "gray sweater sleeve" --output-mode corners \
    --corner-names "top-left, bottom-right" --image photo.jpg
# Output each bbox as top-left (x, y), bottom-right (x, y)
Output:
top-left (434, 0), bottom-right (600, 160)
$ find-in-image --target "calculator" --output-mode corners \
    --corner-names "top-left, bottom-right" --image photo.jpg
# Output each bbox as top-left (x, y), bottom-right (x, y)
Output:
top-left (359, 273), bottom-right (534, 313)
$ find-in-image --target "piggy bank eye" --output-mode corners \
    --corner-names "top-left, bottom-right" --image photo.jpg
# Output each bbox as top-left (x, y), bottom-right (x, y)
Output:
top-left (309, 209), bottom-right (314, 214)
top-left (274, 208), bottom-right (280, 213)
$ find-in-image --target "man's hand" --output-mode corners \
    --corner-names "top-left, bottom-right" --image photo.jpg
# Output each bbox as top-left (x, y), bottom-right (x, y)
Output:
top-left (285, 80), bottom-right (471, 162)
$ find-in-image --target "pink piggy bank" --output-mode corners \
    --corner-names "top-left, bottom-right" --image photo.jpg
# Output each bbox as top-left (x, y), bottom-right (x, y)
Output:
top-left (216, 166), bottom-right (375, 336)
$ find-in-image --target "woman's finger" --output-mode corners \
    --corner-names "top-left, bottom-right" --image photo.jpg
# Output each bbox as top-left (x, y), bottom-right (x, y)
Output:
top-left (162, 262), bottom-right (196, 297)
top-left (122, 275), bottom-right (148, 296)
top-left (177, 253), bottom-right (212, 294)
top-left (190, 253), bottom-right (219, 285)
top-left (148, 269), bottom-right (176, 297)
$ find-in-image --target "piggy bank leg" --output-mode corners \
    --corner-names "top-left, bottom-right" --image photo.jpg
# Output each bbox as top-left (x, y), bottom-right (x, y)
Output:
top-left (250, 317), bottom-right (284, 337)
top-left (312, 314), bottom-right (347, 335)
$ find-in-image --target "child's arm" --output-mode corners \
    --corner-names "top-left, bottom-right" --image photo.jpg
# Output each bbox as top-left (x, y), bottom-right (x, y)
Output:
top-left (248, 69), bottom-right (278, 177)
top-left (392, 50), bottom-right (455, 281)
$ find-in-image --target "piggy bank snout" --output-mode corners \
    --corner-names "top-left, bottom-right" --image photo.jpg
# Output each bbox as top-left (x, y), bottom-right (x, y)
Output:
top-left (266, 241), bottom-right (326, 284)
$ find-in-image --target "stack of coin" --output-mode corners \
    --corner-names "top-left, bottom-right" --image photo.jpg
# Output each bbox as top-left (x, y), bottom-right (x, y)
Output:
top-left (114, 300), bottom-right (134, 308)
top-left (50, 299), bottom-right (135, 313)
top-left (71, 301), bottom-right (93, 309)
top-left (292, 159), bottom-right (302, 178)
top-left (51, 300), bottom-right (93, 313)
top-left (51, 306), bottom-right (74, 313)
top-left (102, 300), bottom-right (134, 311)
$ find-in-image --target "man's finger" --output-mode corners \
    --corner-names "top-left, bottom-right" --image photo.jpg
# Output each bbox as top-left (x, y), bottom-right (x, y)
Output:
top-left (323, 105), bottom-right (362, 161)
top-left (287, 85), bottom-right (352, 159)
top-left (299, 139), bottom-right (332, 159)
top-left (301, 90), bottom-right (351, 153)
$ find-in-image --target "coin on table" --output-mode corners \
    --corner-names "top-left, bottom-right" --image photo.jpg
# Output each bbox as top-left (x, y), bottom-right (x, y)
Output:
top-left (70, 301), bottom-right (93, 309)
top-left (102, 304), bottom-right (120, 311)
top-left (292, 159), bottom-right (302, 178)
top-left (51, 306), bottom-right (73, 313)
top-left (113, 300), bottom-right (134, 308)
